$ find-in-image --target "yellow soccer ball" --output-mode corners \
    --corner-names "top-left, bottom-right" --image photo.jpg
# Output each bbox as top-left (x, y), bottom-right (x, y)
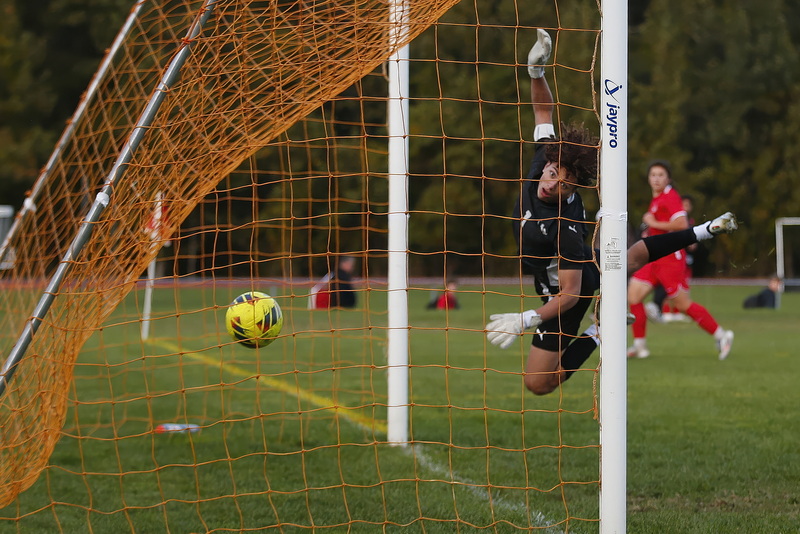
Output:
top-left (225, 291), bottom-right (283, 348)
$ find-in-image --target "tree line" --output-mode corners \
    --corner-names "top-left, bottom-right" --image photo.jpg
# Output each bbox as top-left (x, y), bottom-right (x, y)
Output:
top-left (2, 0), bottom-right (799, 278)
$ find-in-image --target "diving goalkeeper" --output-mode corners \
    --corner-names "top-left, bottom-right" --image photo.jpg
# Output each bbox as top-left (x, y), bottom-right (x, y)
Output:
top-left (484, 29), bottom-right (738, 396)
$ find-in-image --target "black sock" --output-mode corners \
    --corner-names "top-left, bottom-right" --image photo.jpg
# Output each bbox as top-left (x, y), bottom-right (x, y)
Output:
top-left (642, 229), bottom-right (697, 262)
top-left (561, 336), bottom-right (599, 380)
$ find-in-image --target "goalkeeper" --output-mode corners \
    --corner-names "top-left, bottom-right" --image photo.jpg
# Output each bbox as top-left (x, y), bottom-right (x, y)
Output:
top-left (484, 29), bottom-right (738, 396)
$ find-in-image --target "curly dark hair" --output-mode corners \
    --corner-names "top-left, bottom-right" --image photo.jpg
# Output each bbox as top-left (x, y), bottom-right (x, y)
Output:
top-left (543, 122), bottom-right (599, 187)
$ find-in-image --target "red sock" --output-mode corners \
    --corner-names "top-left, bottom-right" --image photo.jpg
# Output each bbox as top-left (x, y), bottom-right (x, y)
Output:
top-left (631, 302), bottom-right (647, 338)
top-left (685, 302), bottom-right (718, 335)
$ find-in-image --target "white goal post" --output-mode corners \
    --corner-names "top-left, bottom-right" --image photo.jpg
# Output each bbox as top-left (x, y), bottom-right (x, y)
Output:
top-left (599, 0), bottom-right (628, 532)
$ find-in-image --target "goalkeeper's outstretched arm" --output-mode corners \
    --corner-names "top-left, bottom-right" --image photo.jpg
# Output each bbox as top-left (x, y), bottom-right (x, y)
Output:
top-left (485, 267), bottom-right (581, 350)
top-left (528, 29), bottom-right (555, 139)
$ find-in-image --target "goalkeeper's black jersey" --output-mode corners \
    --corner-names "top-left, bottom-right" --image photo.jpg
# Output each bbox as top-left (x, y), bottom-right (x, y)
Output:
top-left (512, 143), bottom-right (598, 301)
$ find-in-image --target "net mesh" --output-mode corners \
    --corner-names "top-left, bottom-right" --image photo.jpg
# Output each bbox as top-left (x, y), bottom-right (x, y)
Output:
top-left (0, 0), bottom-right (603, 530)
top-left (0, 0), bottom-right (458, 502)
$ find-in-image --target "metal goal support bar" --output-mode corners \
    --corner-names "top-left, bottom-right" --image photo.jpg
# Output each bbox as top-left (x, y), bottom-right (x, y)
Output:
top-left (0, 0), bottom-right (218, 398)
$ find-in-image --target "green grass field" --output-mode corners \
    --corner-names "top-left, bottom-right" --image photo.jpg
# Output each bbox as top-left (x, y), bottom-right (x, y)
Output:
top-left (0, 283), bottom-right (798, 533)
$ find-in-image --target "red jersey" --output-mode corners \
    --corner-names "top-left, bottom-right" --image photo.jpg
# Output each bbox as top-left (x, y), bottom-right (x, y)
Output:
top-left (647, 185), bottom-right (686, 236)
top-left (632, 184), bottom-right (690, 296)
top-left (435, 292), bottom-right (459, 310)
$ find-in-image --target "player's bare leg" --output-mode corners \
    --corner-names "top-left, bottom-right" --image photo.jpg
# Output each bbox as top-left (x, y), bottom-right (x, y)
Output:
top-left (524, 347), bottom-right (563, 395)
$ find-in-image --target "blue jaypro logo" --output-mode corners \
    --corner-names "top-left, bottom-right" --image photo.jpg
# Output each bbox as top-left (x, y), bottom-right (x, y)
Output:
top-left (604, 79), bottom-right (622, 148)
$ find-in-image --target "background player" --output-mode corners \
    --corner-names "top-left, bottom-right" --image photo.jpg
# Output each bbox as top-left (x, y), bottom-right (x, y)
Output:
top-left (646, 194), bottom-right (697, 323)
top-left (627, 161), bottom-right (734, 360)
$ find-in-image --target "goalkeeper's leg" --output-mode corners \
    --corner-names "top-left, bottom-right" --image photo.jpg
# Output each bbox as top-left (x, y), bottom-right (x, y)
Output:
top-left (523, 293), bottom-right (594, 395)
top-left (628, 212), bottom-right (738, 273)
top-left (523, 346), bottom-right (562, 395)
top-left (561, 323), bottom-right (600, 379)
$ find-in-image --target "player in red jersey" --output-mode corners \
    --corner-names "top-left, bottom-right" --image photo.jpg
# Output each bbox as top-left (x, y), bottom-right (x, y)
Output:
top-left (627, 161), bottom-right (734, 360)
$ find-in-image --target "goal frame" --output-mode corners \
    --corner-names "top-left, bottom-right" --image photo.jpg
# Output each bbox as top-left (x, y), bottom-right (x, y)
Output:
top-left (775, 216), bottom-right (800, 308)
top-left (1, 0), bottom-right (630, 526)
top-left (599, 0), bottom-right (628, 531)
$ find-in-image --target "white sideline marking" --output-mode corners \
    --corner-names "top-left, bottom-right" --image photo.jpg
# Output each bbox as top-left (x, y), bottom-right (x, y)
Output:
top-left (411, 445), bottom-right (564, 533)
top-left (147, 339), bottom-right (563, 532)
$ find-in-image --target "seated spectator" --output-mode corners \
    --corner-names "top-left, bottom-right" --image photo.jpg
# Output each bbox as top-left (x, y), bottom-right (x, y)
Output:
top-left (743, 276), bottom-right (781, 309)
top-left (309, 256), bottom-right (358, 309)
top-left (426, 280), bottom-right (460, 310)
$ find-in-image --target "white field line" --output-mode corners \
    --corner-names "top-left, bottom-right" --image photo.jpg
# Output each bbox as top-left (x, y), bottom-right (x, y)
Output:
top-left (147, 338), bottom-right (563, 532)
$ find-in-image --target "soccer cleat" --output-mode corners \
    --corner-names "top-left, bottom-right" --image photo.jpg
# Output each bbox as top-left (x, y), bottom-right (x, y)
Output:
top-left (644, 302), bottom-right (663, 324)
top-left (626, 345), bottom-right (650, 359)
top-left (708, 212), bottom-right (738, 235)
top-left (717, 329), bottom-right (734, 360)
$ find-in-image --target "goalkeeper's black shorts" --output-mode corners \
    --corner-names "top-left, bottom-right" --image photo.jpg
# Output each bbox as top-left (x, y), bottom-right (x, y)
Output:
top-left (530, 262), bottom-right (598, 353)
top-left (530, 292), bottom-right (595, 352)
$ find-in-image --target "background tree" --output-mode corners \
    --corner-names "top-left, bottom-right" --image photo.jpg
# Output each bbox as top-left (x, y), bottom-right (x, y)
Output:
top-left (628, 0), bottom-right (800, 275)
top-left (0, 0), bottom-right (129, 207)
top-left (0, 0), bottom-right (56, 204)
top-left (4, 0), bottom-right (800, 277)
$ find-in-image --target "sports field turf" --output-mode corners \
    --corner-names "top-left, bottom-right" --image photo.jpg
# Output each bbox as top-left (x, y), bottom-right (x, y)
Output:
top-left (0, 283), bottom-right (797, 533)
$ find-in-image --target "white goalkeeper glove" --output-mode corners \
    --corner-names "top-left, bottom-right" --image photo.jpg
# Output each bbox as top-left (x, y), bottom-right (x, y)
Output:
top-left (527, 29), bottom-right (552, 79)
top-left (485, 310), bottom-right (542, 349)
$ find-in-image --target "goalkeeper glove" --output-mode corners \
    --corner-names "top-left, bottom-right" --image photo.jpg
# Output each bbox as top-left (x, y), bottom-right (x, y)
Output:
top-left (527, 29), bottom-right (552, 79)
top-left (485, 310), bottom-right (542, 349)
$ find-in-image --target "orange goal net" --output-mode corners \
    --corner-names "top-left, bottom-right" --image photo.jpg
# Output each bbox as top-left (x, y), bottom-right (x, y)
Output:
top-left (0, 0), bottom-right (603, 530)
